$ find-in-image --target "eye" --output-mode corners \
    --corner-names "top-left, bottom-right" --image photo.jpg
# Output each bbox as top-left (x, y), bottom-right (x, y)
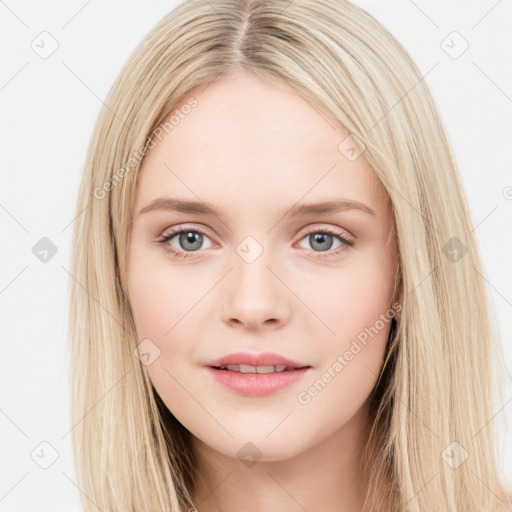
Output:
top-left (157, 226), bottom-right (214, 260)
top-left (297, 227), bottom-right (354, 257)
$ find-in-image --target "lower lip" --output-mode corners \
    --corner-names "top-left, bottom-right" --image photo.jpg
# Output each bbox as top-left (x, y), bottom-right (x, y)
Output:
top-left (205, 366), bottom-right (311, 397)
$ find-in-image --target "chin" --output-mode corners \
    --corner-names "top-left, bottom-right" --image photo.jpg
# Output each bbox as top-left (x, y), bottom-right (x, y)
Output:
top-left (195, 425), bottom-right (312, 462)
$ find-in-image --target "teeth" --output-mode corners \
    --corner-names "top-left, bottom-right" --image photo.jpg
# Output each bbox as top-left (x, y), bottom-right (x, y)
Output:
top-left (219, 364), bottom-right (289, 373)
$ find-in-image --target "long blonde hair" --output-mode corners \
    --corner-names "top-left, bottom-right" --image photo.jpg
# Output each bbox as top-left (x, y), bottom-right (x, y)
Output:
top-left (67, 0), bottom-right (512, 510)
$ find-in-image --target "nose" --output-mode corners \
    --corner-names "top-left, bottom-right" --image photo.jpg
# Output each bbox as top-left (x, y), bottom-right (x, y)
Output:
top-left (221, 252), bottom-right (290, 331)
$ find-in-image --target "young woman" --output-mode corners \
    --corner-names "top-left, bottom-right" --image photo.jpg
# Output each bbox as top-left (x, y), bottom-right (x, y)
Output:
top-left (68, 0), bottom-right (512, 510)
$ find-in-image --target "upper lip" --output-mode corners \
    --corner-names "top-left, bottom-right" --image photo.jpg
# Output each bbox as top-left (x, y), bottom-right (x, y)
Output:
top-left (203, 351), bottom-right (311, 369)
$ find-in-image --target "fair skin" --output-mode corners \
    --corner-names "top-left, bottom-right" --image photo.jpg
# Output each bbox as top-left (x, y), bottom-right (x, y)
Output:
top-left (127, 70), bottom-right (398, 512)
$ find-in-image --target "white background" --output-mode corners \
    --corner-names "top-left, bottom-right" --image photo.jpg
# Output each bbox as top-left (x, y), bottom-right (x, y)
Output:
top-left (0, 0), bottom-right (511, 510)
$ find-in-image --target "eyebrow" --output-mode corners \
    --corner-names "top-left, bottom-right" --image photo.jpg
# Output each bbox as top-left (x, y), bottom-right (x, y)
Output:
top-left (137, 197), bottom-right (376, 218)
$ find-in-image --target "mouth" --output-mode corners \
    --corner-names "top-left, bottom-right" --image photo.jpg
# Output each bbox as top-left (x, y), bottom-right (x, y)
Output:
top-left (209, 364), bottom-right (311, 373)
top-left (203, 351), bottom-right (312, 371)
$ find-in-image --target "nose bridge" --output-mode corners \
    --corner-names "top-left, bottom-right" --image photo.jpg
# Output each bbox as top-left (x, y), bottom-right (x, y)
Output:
top-left (232, 236), bottom-right (278, 299)
top-left (222, 236), bottom-right (287, 327)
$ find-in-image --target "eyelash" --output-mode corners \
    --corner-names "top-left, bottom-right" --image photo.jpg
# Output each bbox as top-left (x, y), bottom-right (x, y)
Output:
top-left (157, 225), bottom-right (354, 260)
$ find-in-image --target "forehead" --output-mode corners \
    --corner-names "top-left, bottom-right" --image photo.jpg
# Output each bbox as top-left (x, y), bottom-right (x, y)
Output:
top-left (135, 71), bottom-right (387, 216)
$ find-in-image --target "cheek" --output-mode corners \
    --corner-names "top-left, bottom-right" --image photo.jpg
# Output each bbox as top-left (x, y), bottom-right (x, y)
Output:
top-left (295, 256), bottom-right (395, 403)
top-left (300, 260), bottom-right (395, 347)
top-left (127, 255), bottom-right (208, 411)
top-left (293, 290), bottom-right (392, 436)
top-left (127, 246), bottom-right (202, 341)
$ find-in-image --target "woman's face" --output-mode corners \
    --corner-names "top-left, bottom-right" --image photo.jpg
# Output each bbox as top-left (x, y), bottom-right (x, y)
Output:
top-left (127, 70), bottom-right (399, 463)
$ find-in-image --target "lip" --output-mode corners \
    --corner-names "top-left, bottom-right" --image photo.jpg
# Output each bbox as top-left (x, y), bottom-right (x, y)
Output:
top-left (205, 366), bottom-right (312, 397)
top-left (203, 351), bottom-right (311, 369)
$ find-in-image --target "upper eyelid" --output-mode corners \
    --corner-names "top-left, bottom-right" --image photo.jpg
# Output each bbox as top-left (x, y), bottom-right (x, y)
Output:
top-left (301, 225), bottom-right (352, 238)
top-left (163, 224), bottom-right (215, 241)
